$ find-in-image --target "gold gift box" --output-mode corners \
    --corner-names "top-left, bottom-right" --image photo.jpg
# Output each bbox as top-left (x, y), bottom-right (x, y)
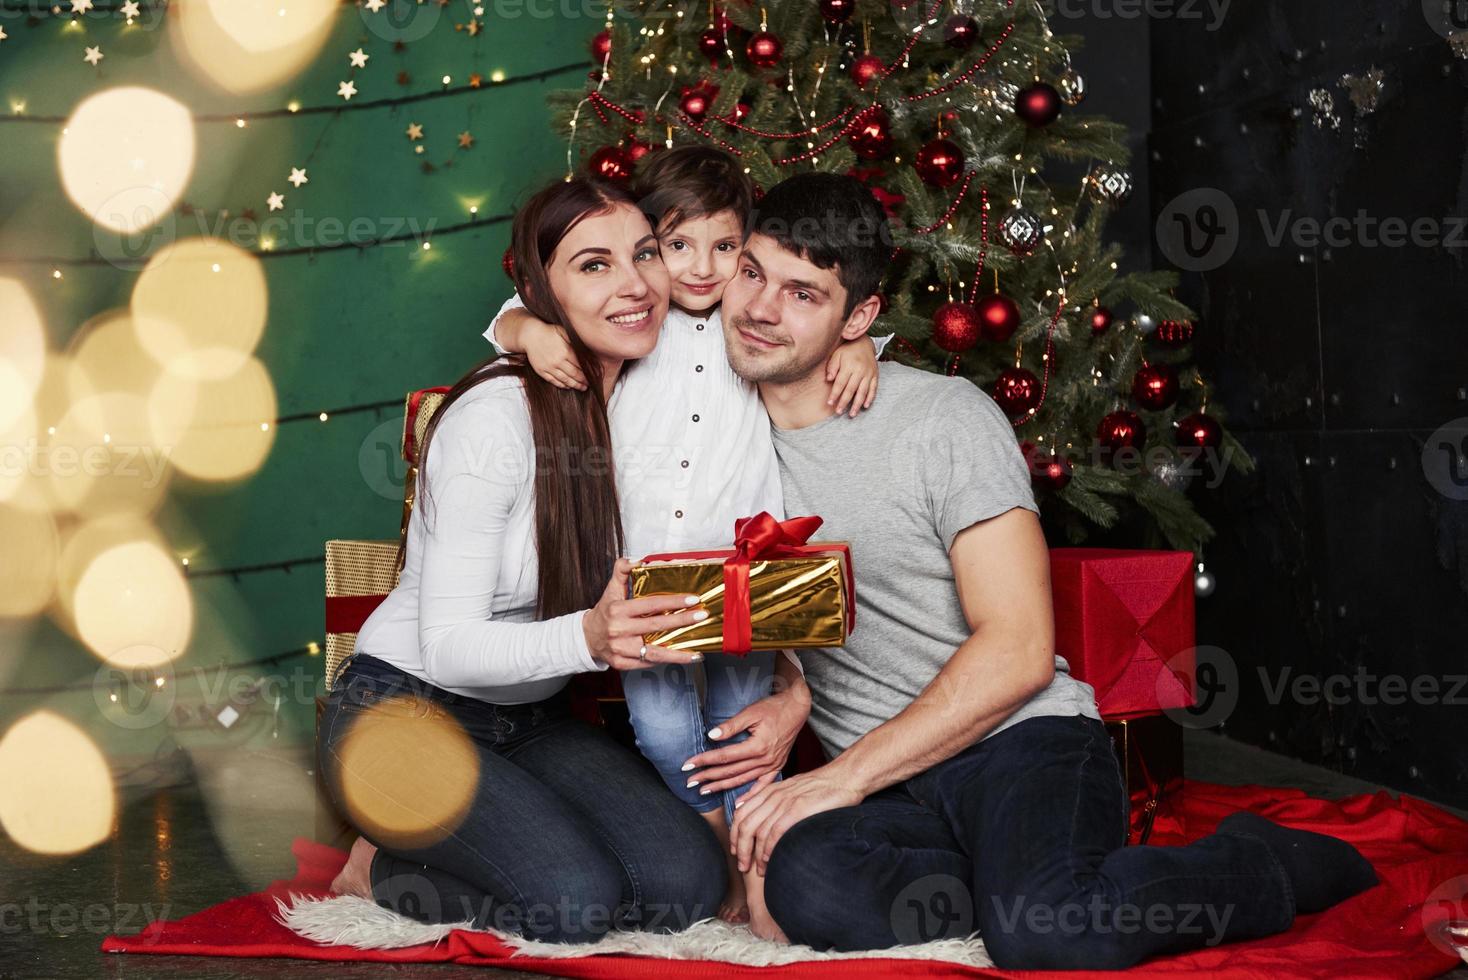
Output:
top-left (629, 551), bottom-right (851, 653)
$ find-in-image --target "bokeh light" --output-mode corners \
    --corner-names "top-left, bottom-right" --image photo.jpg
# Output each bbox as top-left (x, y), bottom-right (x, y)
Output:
top-left (132, 240), bottom-right (267, 380)
top-left (147, 355), bottom-right (276, 481)
top-left (172, 0), bottom-right (338, 94)
top-left (58, 87), bottom-right (195, 234)
top-left (0, 505), bottom-right (59, 618)
top-left (72, 539), bottom-right (192, 668)
top-left (0, 711), bottom-right (116, 855)
top-left (0, 279), bottom-right (46, 432)
top-left (336, 707), bottom-right (479, 849)
top-left (45, 392), bottom-right (171, 519)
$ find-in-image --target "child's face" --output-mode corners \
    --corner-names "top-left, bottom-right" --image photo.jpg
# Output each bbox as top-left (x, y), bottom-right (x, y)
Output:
top-left (656, 209), bottom-right (744, 312)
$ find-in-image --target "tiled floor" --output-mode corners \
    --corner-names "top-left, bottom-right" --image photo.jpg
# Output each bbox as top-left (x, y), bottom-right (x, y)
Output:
top-left (2, 730), bottom-right (1463, 979)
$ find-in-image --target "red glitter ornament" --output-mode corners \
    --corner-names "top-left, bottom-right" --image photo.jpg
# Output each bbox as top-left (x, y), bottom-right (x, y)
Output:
top-left (698, 28), bottom-right (724, 60)
top-left (1097, 410), bottom-right (1146, 452)
top-left (932, 300), bottom-right (984, 353)
top-left (589, 30), bottom-right (611, 63)
top-left (1090, 305), bottom-right (1114, 335)
top-left (746, 31), bottom-right (783, 69)
top-left (1025, 444), bottom-right (1073, 490)
top-left (915, 138), bottom-right (965, 187)
top-left (820, 0), bottom-right (855, 22)
top-left (1175, 412), bottom-right (1222, 450)
top-left (992, 367), bottom-right (1042, 418)
top-left (588, 145), bottom-right (632, 181)
top-left (849, 108), bottom-right (894, 160)
top-left (944, 14), bottom-right (980, 49)
top-left (501, 246), bottom-right (515, 282)
top-left (975, 293), bottom-right (1022, 342)
top-left (624, 136), bottom-right (652, 163)
top-left (1015, 82), bottom-right (1063, 126)
top-left (851, 53), bottom-right (885, 88)
top-left (679, 83), bottom-right (718, 119)
top-left (1132, 363), bottom-right (1180, 410)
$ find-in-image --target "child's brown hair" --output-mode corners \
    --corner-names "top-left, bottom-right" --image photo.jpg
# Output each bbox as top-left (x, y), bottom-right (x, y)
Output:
top-left (633, 145), bottom-right (755, 236)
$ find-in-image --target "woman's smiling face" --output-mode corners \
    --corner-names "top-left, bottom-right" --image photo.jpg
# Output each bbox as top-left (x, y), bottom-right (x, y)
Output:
top-left (545, 202), bottom-right (669, 363)
top-left (656, 208), bottom-right (744, 314)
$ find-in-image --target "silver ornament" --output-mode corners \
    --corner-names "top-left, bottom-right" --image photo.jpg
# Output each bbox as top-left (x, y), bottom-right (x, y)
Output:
top-left (1134, 312), bottom-right (1157, 334)
top-left (997, 206), bottom-right (1044, 256)
top-left (1057, 66), bottom-right (1086, 106)
top-left (1086, 164), bottom-right (1134, 206)
top-left (1194, 566), bottom-right (1216, 597)
top-left (1151, 458), bottom-right (1191, 491)
top-left (974, 77), bottom-right (1020, 116)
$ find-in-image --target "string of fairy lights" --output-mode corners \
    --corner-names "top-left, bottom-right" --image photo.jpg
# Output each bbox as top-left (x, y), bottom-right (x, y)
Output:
top-left (0, 0), bottom-right (585, 727)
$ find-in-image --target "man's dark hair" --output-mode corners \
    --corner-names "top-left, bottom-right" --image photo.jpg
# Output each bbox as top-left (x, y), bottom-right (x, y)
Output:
top-left (746, 172), bottom-right (889, 318)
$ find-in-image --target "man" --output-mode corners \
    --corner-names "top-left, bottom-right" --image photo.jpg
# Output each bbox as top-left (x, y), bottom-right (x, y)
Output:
top-left (679, 172), bottom-right (1377, 970)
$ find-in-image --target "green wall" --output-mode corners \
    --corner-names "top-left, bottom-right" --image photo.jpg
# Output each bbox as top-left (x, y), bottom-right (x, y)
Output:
top-left (0, 3), bottom-right (597, 756)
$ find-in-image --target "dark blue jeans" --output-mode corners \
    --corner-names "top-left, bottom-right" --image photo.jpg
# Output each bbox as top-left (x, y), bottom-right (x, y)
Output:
top-left (763, 714), bottom-right (1295, 970)
top-left (317, 654), bottom-right (727, 943)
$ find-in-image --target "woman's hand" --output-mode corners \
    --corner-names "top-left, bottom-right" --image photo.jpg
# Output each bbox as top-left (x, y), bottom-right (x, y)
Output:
top-left (679, 678), bottom-right (812, 794)
top-left (523, 319), bottom-right (588, 391)
top-left (583, 558), bottom-right (708, 670)
top-left (825, 334), bottom-right (880, 417)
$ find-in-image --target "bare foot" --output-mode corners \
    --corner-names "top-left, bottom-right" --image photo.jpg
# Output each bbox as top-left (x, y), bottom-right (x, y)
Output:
top-left (330, 836), bottom-right (377, 899)
top-left (745, 869), bottom-right (788, 944)
top-left (717, 848), bottom-right (750, 923)
top-left (696, 808), bottom-right (750, 923)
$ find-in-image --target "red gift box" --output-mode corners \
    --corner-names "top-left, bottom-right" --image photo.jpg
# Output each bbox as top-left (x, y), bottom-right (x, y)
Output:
top-left (1049, 548), bottom-right (1196, 718)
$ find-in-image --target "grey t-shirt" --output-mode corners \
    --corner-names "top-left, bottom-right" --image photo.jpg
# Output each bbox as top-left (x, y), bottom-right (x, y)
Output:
top-left (771, 361), bottom-right (1100, 760)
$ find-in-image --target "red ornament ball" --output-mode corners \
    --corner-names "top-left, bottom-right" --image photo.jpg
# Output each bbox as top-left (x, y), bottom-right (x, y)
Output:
top-left (1015, 82), bottom-right (1063, 126)
top-left (589, 30), bottom-right (611, 63)
top-left (849, 108), bottom-right (894, 160)
top-left (975, 293), bottom-right (1022, 342)
top-left (746, 31), bottom-right (784, 69)
top-left (1155, 318), bottom-right (1196, 347)
top-left (915, 138), bottom-right (965, 188)
top-left (698, 28), bottom-right (725, 60)
top-left (679, 85), bottom-right (717, 119)
top-left (1097, 410), bottom-right (1146, 452)
top-left (820, 0), bottom-right (856, 22)
top-left (851, 53), bottom-right (886, 88)
top-left (1175, 412), bottom-right (1222, 450)
top-left (588, 145), bottom-right (632, 181)
top-left (501, 246), bottom-right (515, 282)
top-left (944, 14), bottom-right (980, 49)
top-left (993, 367), bottom-right (1042, 418)
top-left (932, 301), bottom-right (983, 353)
top-left (1090, 306), bottom-right (1114, 334)
top-left (1031, 448), bottom-right (1073, 491)
top-left (1132, 363), bottom-right (1180, 410)
top-left (624, 136), bottom-right (652, 163)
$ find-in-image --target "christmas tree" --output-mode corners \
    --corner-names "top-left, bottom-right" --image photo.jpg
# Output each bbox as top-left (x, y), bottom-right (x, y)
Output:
top-left (545, 0), bottom-right (1252, 553)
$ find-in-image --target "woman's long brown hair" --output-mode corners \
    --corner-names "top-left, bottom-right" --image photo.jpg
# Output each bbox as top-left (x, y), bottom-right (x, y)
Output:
top-left (407, 177), bottom-right (645, 619)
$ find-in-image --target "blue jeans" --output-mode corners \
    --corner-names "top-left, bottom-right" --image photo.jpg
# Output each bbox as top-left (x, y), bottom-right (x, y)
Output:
top-left (317, 654), bottom-right (727, 943)
top-left (621, 650), bottom-right (780, 826)
top-left (763, 714), bottom-right (1295, 970)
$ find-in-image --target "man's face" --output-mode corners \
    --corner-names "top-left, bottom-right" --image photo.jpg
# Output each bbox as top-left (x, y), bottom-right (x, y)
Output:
top-left (722, 233), bottom-right (858, 384)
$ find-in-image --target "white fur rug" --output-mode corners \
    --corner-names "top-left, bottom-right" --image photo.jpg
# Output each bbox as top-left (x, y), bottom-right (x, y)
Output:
top-left (274, 892), bottom-right (993, 969)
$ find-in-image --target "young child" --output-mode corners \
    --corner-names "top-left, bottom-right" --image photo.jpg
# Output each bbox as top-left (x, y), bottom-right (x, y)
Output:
top-left (483, 146), bottom-right (889, 939)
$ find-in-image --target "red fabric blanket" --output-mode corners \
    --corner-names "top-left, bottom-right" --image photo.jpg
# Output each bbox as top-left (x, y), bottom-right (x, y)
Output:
top-left (102, 781), bottom-right (1468, 978)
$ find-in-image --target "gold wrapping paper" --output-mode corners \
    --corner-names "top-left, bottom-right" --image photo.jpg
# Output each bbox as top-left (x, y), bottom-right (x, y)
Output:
top-left (629, 553), bottom-right (849, 653)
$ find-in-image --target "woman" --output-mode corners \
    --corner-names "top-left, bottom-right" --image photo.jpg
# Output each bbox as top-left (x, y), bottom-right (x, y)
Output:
top-left (317, 177), bottom-right (730, 943)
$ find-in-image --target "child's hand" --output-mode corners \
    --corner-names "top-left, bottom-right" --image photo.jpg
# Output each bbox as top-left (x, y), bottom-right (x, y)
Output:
top-left (825, 335), bottom-right (880, 418)
top-left (523, 320), bottom-right (587, 391)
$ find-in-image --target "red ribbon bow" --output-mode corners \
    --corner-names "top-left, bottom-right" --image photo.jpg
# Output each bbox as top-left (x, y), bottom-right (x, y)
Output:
top-left (722, 512), bottom-right (823, 652)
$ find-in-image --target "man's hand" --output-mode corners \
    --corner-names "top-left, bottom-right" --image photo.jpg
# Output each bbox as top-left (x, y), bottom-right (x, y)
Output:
top-left (729, 766), bottom-right (862, 876)
top-left (681, 684), bottom-right (809, 795)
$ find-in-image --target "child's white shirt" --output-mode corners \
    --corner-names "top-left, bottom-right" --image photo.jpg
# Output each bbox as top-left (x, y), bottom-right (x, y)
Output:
top-left (484, 294), bottom-right (889, 673)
